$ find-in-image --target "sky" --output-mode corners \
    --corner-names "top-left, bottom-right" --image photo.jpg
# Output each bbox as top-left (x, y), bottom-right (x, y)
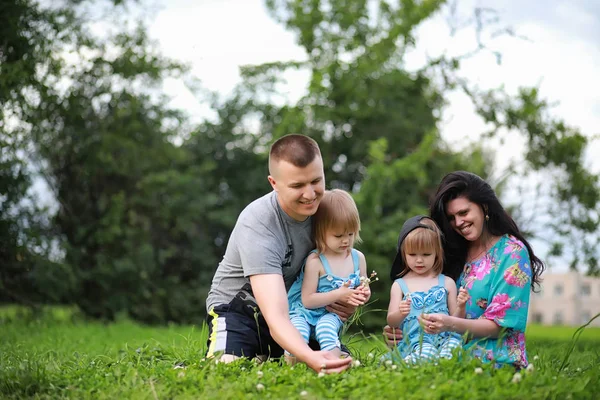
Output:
top-left (30, 0), bottom-right (598, 270)
top-left (147, 0), bottom-right (600, 176)
top-left (140, 0), bottom-right (600, 270)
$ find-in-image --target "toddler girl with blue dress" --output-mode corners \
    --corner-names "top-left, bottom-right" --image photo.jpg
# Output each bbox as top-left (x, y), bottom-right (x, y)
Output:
top-left (385, 215), bottom-right (468, 363)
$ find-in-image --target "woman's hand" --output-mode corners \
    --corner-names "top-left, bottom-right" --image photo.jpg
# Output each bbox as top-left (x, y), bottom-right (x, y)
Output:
top-left (419, 313), bottom-right (451, 335)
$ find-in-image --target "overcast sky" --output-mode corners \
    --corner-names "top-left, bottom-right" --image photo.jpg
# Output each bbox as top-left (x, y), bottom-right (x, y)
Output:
top-left (32, 0), bottom-right (597, 270)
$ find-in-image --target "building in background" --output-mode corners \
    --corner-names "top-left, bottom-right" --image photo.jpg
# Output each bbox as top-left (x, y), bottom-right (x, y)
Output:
top-left (528, 271), bottom-right (600, 327)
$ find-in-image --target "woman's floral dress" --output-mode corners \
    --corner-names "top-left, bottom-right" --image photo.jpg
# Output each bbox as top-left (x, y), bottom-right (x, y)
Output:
top-left (458, 234), bottom-right (532, 369)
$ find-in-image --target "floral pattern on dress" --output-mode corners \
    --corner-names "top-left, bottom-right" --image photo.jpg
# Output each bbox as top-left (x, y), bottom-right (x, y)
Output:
top-left (458, 235), bottom-right (532, 369)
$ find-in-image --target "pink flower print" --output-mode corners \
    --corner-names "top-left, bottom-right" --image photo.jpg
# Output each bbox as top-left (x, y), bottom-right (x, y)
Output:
top-left (483, 293), bottom-right (512, 320)
top-left (504, 264), bottom-right (529, 287)
top-left (504, 237), bottom-right (525, 258)
top-left (473, 257), bottom-right (493, 280)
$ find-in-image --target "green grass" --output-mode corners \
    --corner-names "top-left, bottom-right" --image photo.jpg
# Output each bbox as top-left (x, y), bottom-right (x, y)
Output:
top-left (1, 306), bottom-right (599, 399)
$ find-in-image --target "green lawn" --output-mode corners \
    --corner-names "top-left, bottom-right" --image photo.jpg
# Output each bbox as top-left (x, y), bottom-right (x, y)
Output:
top-left (1, 306), bottom-right (599, 399)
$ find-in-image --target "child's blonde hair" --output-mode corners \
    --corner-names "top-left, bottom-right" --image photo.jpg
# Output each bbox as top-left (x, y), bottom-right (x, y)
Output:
top-left (313, 189), bottom-right (361, 254)
top-left (399, 218), bottom-right (443, 277)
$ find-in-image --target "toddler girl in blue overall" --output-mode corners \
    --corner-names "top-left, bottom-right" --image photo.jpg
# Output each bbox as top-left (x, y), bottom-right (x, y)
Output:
top-left (386, 215), bottom-right (467, 363)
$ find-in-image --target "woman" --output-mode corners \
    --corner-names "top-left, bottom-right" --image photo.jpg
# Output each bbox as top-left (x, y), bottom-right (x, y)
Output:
top-left (420, 171), bottom-right (544, 368)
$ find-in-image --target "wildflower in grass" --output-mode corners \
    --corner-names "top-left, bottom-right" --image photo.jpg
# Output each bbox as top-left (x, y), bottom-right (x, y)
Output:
top-left (300, 391), bottom-right (308, 397)
top-left (533, 355), bottom-right (539, 361)
top-left (256, 383), bottom-right (265, 391)
top-left (257, 371), bottom-right (263, 378)
top-left (385, 360), bottom-right (392, 367)
top-left (511, 372), bottom-right (522, 383)
top-left (391, 365), bottom-right (397, 370)
top-left (526, 364), bottom-right (534, 372)
top-left (474, 367), bottom-right (483, 374)
top-left (368, 353), bottom-right (374, 359)
top-left (352, 360), bottom-right (361, 367)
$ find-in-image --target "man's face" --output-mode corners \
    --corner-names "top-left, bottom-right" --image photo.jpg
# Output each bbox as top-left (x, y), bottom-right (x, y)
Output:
top-left (268, 157), bottom-right (325, 221)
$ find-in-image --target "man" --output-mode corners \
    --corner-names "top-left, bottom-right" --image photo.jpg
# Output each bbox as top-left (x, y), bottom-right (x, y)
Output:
top-left (205, 134), bottom-right (353, 374)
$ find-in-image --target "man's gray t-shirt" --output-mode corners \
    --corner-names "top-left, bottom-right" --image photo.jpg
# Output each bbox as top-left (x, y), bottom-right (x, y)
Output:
top-left (206, 191), bottom-right (314, 312)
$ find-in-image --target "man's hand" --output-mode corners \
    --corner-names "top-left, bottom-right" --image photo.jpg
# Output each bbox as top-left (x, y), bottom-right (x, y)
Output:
top-left (326, 301), bottom-right (357, 322)
top-left (306, 350), bottom-right (353, 374)
top-left (383, 325), bottom-right (402, 348)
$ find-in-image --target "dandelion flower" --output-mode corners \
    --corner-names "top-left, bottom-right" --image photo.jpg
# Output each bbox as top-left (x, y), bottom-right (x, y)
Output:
top-left (256, 383), bottom-right (265, 391)
top-left (511, 372), bottom-right (522, 383)
top-left (474, 367), bottom-right (483, 374)
top-left (257, 371), bottom-right (263, 378)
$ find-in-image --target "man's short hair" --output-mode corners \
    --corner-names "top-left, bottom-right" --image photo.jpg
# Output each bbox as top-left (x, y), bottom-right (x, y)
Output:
top-left (269, 134), bottom-right (321, 175)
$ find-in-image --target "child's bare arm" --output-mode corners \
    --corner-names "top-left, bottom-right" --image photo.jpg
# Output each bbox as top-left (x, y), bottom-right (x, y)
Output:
top-left (445, 276), bottom-right (466, 318)
top-left (301, 256), bottom-right (365, 309)
top-left (455, 288), bottom-right (469, 318)
top-left (387, 283), bottom-right (410, 327)
top-left (356, 251), bottom-right (371, 302)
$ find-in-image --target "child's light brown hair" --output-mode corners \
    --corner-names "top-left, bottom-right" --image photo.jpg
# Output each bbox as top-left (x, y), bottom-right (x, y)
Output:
top-left (313, 189), bottom-right (361, 254)
top-left (399, 217), bottom-right (443, 277)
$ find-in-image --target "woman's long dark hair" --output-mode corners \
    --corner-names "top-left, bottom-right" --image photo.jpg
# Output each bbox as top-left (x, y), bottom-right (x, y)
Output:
top-left (429, 171), bottom-right (544, 290)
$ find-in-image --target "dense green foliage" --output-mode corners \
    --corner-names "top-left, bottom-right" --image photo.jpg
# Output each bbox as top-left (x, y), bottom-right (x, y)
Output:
top-left (1, 307), bottom-right (599, 399)
top-left (1, 0), bottom-right (599, 326)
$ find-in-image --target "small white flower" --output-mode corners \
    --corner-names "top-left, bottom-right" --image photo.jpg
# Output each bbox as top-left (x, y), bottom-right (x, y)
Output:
top-left (352, 360), bottom-right (361, 367)
top-left (533, 355), bottom-right (539, 361)
top-left (474, 367), bottom-right (483, 375)
top-left (257, 371), bottom-right (263, 378)
top-left (391, 365), bottom-right (397, 370)
top-left (511, 372), bottom-right (522, 383)
top-left (318, 372), bottom-right (325, 378)
top-left (300, 390), bottom-right (308, 397)
top-left (241, 367), bottom-right (246, 371)
top-left (367, 353), bottom-right (374, 359)
top-left (256, 383), bottom-right (265, 391)
top-left (526, 364), bottom-right (535, 372)
top-left (385, 360), bottom-right (392, 366)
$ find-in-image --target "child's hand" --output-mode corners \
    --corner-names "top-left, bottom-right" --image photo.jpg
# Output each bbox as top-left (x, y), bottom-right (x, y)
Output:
top-left (336, 282), bottom-right (367, 306)
top-left (457, 288), bottom-right (469, 309)
top-left (398, 297), bottom-right (411, 317)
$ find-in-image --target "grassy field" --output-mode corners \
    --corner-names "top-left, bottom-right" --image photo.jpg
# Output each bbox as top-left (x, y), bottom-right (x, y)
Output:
top-left (1, 306), bottom-right (599, 399)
